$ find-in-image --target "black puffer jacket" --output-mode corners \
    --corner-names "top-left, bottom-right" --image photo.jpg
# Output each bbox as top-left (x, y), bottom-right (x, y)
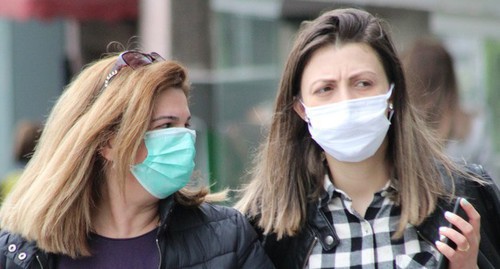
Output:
top-left (254, 164), bottom-right (500, 269)
top-left (0, 197), bottom-right (275, 269)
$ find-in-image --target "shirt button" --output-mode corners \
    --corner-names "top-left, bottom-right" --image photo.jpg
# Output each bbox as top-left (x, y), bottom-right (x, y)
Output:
top-left (18, 252), bottom-right (27, 260)
top-left (325, 235), bottom-right (334, 245)
top-left (8, 244), bottom-right (16, 252)
top-left (361, 222), bottom-right (371, 235)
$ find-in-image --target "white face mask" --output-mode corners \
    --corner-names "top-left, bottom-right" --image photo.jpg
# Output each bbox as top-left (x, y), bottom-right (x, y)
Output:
top-left (302, 84), bottom-right (394, 162)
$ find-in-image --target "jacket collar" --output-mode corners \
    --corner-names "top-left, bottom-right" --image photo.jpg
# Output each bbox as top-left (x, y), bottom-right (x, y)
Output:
top-left (307, 201), bottom-right (339, 251)
top-left (157, 195), bottom-right (177, 236)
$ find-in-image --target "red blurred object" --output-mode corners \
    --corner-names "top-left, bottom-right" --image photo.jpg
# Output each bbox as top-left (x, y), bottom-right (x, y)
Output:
top-left (0, 0), bottom-right (138, 21)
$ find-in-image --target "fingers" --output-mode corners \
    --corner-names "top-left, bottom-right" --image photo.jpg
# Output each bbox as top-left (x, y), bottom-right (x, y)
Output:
top-left (438, 225), bottom-right (469, 251)
top-left (443, 210), bottom-right (470, 237)
top-left (435, 198), bottom-right (481, 267)
top-left (460, 198), bottom-right (480, 235)
top-left (435, 240), bottom-right (455, 258)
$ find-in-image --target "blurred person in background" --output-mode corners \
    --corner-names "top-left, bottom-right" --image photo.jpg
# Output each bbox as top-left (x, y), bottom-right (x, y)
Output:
top-left (0, 120), bottom-right (42, 203)
top-left (0, 50), bottom-right (274, 269)
top-left (224, 100), bottom-right (274, 191)
top-left (236, 8), bottom-right (500, 269)
top-left (403, 37), bottom-right (499, 186)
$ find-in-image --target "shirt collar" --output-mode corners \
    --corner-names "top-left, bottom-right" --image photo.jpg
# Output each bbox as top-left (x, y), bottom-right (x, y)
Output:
top-left (319, 174), bottom-right (397, 208)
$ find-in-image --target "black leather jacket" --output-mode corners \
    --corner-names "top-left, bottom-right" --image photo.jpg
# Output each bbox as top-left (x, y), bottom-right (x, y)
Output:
top-left (0, 197), bottom-right (275, 269)
top-left (254, 164), bottom-right (500, 269)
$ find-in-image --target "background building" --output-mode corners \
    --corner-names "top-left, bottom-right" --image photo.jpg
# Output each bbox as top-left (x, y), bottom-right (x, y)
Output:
top-left (1, 0), bottom-right (499, 199)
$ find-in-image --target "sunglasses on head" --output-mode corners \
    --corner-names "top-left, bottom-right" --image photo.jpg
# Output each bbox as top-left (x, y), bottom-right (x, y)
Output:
top-left (104, 51), bottom-right (165, 88)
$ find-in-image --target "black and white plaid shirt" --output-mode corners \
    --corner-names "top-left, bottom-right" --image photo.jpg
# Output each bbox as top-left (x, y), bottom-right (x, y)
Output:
top-left (307, 176), bottom-right (440, 269)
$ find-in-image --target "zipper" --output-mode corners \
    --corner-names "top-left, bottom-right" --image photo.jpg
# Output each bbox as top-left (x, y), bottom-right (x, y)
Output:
top-left (156, 238), bottom-right (162, 269)
top-left (416, 230), bottom-right (439, 252)
top-left (36, 255), bottom-right (44, 269)
top-left (302, 236), bottom-right (318, 269)
top-left (156, 202), bottom-right (174, 269)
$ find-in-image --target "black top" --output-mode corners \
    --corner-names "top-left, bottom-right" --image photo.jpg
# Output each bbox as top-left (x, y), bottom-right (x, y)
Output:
top-left (57, 228), bottom-right (159, 269)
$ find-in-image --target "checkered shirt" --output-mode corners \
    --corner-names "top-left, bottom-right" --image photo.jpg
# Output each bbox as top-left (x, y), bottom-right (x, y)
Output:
top-left (307, 176), bottom-right (440, 269)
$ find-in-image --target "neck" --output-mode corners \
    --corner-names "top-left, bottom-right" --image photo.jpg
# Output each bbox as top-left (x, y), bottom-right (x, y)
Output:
top-left (325, 141), bottom-right (391, 215)
top-left (93, 180), bottom-right (159, 238)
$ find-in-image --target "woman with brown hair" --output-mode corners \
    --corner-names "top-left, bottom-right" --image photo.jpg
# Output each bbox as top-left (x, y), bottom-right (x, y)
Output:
top-left (0, 120), bottom-right (42, 202)
top-left (0, 50), bottom-right (274, 268)
top-left (403, 38), bottom-right (498, 185)
top-left (236, 8), bottom-right (500, 269)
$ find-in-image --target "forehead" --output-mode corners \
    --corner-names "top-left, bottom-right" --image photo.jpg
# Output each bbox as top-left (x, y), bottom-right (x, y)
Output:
top-left (304, 43), bottom-right (384, 73)
top-left (153, 88), bottom-right (189, 114)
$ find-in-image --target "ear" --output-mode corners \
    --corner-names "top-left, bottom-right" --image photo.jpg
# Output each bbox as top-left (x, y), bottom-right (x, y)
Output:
top-left (293, 98), bottom-right (308, 122)
top-left (100, 137), bottom-right (115, 161)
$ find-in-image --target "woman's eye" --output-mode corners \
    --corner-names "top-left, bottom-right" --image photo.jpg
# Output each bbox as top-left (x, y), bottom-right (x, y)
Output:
top-left (185, 122), bottom-right (191, 128)
top-left (158, 123), bottom-right (172, 129)
top-left (355, 81), bottom-right (371, 88)
top-left (316, 86), bottom-right (334, 94)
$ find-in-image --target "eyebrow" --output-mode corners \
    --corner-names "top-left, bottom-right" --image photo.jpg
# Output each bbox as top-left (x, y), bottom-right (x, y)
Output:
top-left (151, 115), bottom-right (191, 123)
top-left (349, 70), bottom-right (378, 79)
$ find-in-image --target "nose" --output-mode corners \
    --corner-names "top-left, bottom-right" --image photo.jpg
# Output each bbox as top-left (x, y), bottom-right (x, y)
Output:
top-left (335, 84), bottom-right (352, 103)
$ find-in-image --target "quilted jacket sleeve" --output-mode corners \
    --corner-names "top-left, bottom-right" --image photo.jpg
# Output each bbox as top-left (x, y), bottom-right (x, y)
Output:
top-left (234, 210), bottom-right (275, 269)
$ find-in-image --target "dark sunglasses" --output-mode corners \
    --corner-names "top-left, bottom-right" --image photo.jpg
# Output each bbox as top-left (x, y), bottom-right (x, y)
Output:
top-left (104, 51), bottom-right (165, 88)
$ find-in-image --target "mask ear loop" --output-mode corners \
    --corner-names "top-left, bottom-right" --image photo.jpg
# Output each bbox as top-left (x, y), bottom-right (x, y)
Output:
top-left (387, 83), bottom-right (395, 122)
top-left (297, 98), bottom-right (312, 126)
top-left (388, 103), bottom-right (394, 121)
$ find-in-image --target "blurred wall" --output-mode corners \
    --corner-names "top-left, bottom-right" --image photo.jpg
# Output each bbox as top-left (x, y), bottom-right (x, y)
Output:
top-left (0, 21), bottom-right (13, 177)
top-left (0, 20), bottom-right (65, 177)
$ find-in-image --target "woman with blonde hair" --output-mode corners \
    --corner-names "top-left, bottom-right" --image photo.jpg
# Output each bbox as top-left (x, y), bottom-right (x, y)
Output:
top-left (236, 8), bottom-right (500, 269)
top-left (0, 50), bottom-right (274, 269)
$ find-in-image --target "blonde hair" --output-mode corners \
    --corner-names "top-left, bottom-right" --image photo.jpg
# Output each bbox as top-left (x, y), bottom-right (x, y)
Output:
top-left (0, 52), bottom-right (217, 257)
top-left (235, 8), bottom-right (474, 240)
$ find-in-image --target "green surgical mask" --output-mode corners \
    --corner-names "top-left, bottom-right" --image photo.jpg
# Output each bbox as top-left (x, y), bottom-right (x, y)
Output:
top-left (131, 127), bottom-right (196, 199)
